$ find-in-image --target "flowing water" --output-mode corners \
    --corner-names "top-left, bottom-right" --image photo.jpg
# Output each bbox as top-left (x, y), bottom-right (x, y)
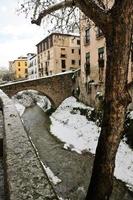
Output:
top-left (22, 105), bottom-right (133, 200)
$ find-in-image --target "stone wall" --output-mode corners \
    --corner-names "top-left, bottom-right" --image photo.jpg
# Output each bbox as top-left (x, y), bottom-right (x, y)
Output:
top-left (0, 90), bottom-right (58, 200)
top-left (0, 72), bottom-right (75, 109)
top-left (73, 69), bottom-right (104, 108)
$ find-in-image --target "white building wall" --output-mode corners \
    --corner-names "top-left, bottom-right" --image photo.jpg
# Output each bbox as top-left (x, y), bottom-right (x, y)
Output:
top-left (27, 54), bottom-right (38, 79)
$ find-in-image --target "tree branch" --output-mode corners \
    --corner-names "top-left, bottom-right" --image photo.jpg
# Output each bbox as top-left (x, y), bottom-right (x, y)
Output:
top-left (31, 0), bottom-right (112, 34)
top-left (97, 0), bottom-right (106, 10)
top-left (76, 0), bottom-right (111, 33)
top-left (31, 0), bottom-right (74, 25)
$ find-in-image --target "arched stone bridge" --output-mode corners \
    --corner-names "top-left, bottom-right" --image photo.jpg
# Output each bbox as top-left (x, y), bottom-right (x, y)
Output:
top-left (0, 72), bottom-right (76, 108)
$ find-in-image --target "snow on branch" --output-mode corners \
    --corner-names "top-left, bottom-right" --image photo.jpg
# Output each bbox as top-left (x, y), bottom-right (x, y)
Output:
top-left (31, 0), bottom-right (74, 25)
top-left (77, 0), bottom-right (111, 32)
top-left (31, 0), bottom-right (111, 34)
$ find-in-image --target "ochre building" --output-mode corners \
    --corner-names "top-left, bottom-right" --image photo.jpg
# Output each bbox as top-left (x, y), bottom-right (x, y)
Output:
top-left (36, 33), bottom-right (81, 77)
top-left (9, 57), bottom-right (28, 80)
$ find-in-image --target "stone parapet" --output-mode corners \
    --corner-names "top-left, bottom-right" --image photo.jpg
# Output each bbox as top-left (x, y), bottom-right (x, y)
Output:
top-left (0, 110), bottom-right (3, 157)
top-left (0, 72), bottom-right (75, 109)
top-left (0, 90), bottom-right (58, 200)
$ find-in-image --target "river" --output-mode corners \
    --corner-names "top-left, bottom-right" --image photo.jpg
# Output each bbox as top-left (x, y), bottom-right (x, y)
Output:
top-left (22, 105), bottom-right (133, 200)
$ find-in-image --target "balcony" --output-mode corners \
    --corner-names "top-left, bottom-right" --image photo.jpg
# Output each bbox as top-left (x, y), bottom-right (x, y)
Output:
top-left (39, 68), bottom-right (43, 72)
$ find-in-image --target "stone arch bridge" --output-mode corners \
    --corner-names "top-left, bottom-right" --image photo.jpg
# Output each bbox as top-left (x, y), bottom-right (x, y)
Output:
top-left (0, 72), bottom-right (76, 108)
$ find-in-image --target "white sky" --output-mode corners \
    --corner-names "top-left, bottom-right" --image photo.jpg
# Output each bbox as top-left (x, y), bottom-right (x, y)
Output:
top-left (0, 0), bottom-right (48, 69)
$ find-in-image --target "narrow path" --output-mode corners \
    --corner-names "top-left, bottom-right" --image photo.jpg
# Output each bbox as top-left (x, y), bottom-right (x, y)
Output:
top-left (0, 110), bottom-right (5, 200)
top-left (22, 105), bottom-right (133, 200)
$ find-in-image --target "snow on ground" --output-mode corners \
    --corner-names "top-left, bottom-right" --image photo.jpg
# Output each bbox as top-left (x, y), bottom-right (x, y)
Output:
top-left (13, 90), bottom-right (51, 115)
top-left (40, 161), bottom-right (62, 185)
top-left (28, 135), bottom-right (62, 186)
top-left (50, 96), bottom-right (99, 154)
top-left (50, 96), bottom-right (133, 191)
top-left (13, 92), bottom-right (133, 191)
top-left (14, 102), bottom-right (25, 116)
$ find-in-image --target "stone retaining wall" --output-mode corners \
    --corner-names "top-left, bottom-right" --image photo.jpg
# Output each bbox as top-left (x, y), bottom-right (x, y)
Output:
top-left (0, 108), bottom-right (3, 158)
top-left (0, 90), bottom-right (58, 200)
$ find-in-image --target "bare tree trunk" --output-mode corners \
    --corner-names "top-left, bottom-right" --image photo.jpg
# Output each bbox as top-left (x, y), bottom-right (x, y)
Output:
top-left (85, 13), bottom-right (132, 200)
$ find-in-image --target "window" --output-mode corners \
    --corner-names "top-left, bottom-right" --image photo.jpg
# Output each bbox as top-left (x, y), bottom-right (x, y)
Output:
top-left (72, 60), bottom-right (75, 65)
top-left (77, 39), bottom-right (80, 45)
top-left (25, 68), bottom-right (28, 73)
top-left (49, 35), bottom-right (53, 48)
top-left (72, 49), bottom-right (74, 53)
top-left (47, 51), bottom-right (50, 60)
top-left (25, 62), bottom-right (27, 66)
top-left (61, 54), bottom-right (66, 58)
top-left (98, 47), bottom-right (104, 82)
top-left (18, 62), bottom-right (20, 66)
top-left (85, 52), bottom-right (90, 76)
top-left (79, 60), bottom-right (81, 66)
top-left (79, 49), bottom-right (81, 55)
top-left (85, 29), bottom-right (90, 44)
top-left (43, 42), bottom-right (45, 51)
top-left (86, 52), bottom-right (90, 63)
top-left (96, 27), bottom-right (103, 38)
top-left (98, 47), bottom-right (104, 60)
top-left (40, 43), bottom-right (42, 53)
top-left (45, 67), bottom-right (48, 75)
top-left (18, 68), bottom-right (21, 71)
top-left (61, 60), bottom-right (66, 68)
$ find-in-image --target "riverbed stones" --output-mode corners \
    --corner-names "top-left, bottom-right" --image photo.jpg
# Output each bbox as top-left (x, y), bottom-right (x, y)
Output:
top-left (0, 90), bottom-right (58, 200)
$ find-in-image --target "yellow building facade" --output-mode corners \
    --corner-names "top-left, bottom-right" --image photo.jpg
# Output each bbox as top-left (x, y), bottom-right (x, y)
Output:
top-left (9, 57), bottom-right (28, 80)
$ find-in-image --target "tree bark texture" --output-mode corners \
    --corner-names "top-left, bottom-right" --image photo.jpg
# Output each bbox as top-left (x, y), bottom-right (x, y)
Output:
top-left (85, 2), bottom-right (133, 200)
top-left (29, 0), bottom-right (133, 199)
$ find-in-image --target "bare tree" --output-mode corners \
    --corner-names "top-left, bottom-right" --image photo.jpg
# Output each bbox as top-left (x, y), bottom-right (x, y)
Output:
top-left (19, 0), bottom-right (133, 199)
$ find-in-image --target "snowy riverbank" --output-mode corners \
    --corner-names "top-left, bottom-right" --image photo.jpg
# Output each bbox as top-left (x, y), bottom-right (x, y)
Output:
top-left (13, 92), bottom-right (133, 192)
top-left (12, 90), bottom-right (51, 116)
top-left (50, 97), bottom-right (133, 191)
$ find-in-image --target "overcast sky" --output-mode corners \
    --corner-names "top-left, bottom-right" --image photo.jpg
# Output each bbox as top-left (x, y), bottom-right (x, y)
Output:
top-left (0, 0), bottom-right (47, 69)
